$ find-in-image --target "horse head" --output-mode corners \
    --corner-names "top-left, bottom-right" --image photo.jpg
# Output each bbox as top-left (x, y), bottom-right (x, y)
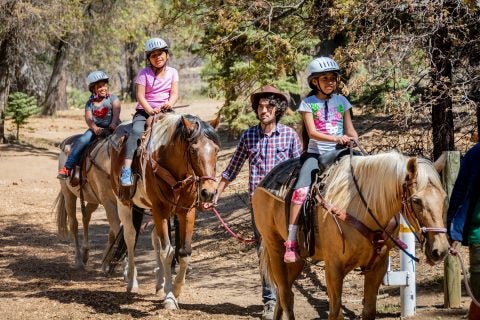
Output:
top-left (180, 115), bottom-right (220, 203)
top-left (403, 157), bottom-right (449, 265)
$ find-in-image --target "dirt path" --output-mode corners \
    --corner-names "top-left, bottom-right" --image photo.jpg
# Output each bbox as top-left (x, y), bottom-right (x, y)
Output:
top-left (0, 100), bottom-right (471, 319)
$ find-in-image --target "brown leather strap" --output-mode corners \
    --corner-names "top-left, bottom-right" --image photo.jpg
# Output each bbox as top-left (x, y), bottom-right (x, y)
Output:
top-left (315, 193), bottom-right (404, 273)
top-left (150, 159), bottom-right (195, 190)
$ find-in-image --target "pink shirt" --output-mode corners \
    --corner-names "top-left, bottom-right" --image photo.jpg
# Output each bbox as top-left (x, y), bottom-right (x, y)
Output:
top-left (135, 66), bottom-right (179, 110)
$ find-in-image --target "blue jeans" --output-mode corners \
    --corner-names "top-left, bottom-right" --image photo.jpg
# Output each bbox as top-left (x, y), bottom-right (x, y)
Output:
top-left (64, 129), bottom-right (96, 169)
top-left (251, 208), bottom-right (276, 304)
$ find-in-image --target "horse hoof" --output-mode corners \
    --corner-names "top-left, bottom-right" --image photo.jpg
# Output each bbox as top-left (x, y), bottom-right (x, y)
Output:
top-left (127, 280), bottom-right (139, 293)
top-left (127, 285), bottom-right (139, 293)
top-left (163, 292), bottom-right (179, 310)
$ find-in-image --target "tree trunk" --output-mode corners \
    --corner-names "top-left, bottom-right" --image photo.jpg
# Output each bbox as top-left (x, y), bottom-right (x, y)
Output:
top-left (125, 41), bottom-right (139, 101)
top-left (0, 3), bottom-right (18, 143)
top-left (42, 38), bottom-right (69, 116)
top-left (429, 22), bottom-right (454, 160)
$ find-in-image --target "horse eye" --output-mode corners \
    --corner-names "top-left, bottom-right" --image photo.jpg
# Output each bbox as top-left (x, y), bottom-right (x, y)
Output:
top-left (411, 196), bottom-right (422, 206)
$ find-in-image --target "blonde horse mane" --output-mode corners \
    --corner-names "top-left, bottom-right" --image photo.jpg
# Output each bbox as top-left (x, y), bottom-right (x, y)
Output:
top-left (322, 151), bottom-right (442, 223)
top-left (149, 113), bottom-right (183, 152)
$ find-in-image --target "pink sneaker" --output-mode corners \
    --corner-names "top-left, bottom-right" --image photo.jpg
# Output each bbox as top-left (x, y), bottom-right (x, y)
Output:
top-left (284, 240), bottom-right (300, 263)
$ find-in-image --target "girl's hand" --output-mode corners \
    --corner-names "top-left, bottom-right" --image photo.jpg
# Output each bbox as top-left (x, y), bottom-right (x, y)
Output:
top-left (109, 123), bottom-right (118, 132)
top-left (146, 108), bottom-right (159, 116)
top-left (335, 135), bottom-right (351, 145)
top-left (161, 103), bottom-right (172, 112)
top-left (92, 125), bottom-right (103, 136)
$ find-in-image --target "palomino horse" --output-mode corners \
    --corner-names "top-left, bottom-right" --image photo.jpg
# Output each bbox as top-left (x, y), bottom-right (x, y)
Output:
top-left (54, 136), bottom-right (121, 270)
top-left (110, 113), bottom-right (219, 309)
top-left (252, 151), bottom-right (449, 320)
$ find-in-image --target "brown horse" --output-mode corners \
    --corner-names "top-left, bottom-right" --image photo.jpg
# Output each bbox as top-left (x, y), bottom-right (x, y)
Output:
top-left (252, 151), bottom-right (449, 320)
top-left (110, 113), bottom-right (219, 308)
top-left (54, 137), bottom-right (121, 270)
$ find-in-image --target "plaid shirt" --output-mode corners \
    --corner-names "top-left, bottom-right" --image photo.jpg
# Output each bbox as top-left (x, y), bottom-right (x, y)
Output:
top-left (222, 123), bottom-right (302, 200)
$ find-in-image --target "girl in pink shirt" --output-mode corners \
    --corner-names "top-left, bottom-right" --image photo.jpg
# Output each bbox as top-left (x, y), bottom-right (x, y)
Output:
top-left (120, 37), bottom-right (179, 186)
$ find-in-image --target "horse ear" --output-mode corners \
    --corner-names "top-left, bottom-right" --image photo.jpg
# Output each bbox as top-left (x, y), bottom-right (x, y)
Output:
top-left (407, 157), bottom-right (418, 180)
top-left (433, 152), bottom-right (447, 173)
top-left (181, 116), bottom-right (195, 132)
top-left (209, 115), bottom-right (220, 129)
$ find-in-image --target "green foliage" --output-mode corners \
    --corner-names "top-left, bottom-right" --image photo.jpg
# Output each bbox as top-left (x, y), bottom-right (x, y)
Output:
top-left (6, 92), bottom-right (40, 140)
top-left (197, 0), bottom-right (317, 130)
top-left (67, 86), bottom-right (90, 109)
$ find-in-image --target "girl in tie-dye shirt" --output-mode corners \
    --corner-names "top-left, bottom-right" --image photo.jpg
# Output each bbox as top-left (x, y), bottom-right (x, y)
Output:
top-left (284, 57), bottom-right (358, 263)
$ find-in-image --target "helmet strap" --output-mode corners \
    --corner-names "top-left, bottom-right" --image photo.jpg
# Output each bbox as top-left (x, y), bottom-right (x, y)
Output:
top-left (313, 79), bottom-right (332, 99)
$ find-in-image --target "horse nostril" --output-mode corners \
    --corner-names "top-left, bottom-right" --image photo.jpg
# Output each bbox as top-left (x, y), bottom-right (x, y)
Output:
top-left (201, 189), bottom-right (214, 202)
top-left (431, 248), bottom-right (445, 261)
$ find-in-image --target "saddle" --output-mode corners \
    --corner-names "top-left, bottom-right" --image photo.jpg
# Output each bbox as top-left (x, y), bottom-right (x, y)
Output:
top-left (258, 147), bottom-right (360, 257)
top-left (59, 133), bottom-right (109, 187)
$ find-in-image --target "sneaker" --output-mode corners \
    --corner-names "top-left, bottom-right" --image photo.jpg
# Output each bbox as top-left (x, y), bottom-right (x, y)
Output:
top-left (261, 300), bottom-right (275, 320)
top-left (284, 240), bottom-right (300, 263)
top-left (57, 167), bottom-right (70, 179)
top-left (120, 167), bottom-right (133, 186)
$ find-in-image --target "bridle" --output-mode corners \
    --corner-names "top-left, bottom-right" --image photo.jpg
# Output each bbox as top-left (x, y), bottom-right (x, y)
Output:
top-left (400, 175), bottom-right (447, 245)
top-left (147, 115), bottom-right (217, 211)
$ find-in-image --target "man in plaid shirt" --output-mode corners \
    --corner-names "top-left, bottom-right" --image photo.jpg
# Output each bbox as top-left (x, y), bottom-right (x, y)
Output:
top-left (205, 85), bottom-right (301, 320)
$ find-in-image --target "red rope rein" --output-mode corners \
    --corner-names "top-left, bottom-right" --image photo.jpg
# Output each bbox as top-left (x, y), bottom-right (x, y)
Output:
top-left (211, 207), bottom-right (257, 244)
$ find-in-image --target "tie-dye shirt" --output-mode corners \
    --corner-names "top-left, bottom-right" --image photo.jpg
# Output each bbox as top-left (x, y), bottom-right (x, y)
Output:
top-left (298, 94), bottom-right (352, 154)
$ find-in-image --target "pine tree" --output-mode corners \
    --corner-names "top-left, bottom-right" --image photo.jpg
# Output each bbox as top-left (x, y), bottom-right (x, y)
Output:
top-left (6, 92), bottom-right (40, 141)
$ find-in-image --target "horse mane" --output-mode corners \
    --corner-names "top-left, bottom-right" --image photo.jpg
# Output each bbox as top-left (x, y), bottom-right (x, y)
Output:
top-left (322, 151), bottom-right (440, 222)
top-left (150, 113), bottom-right (220, 152)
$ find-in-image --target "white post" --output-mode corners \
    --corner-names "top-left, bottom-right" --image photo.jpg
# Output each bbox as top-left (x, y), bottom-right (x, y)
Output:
top-left (399, 214), bottom-right (416, 317)
top-left (382, 214), bottom-right (416, 317)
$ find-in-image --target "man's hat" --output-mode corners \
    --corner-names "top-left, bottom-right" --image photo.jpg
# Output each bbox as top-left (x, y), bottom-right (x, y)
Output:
top-left (250, 85), bottom-right (289, 105)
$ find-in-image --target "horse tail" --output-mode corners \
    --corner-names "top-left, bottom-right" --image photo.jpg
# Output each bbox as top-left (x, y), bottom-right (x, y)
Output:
top-left (102, 205), bottom-right (144, 274)
top-left (54, 192), bottom-right (69, 239)
top-left (259, 245), bottom-right (275, 287)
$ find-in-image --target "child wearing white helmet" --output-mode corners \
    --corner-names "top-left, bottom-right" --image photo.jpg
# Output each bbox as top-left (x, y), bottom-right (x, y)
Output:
top-left (58, 70), bottom-right (121, 179)
top-left (284, 57), bottom-right (358, 263)
top-left (120, 37), bottom-right (179, 186)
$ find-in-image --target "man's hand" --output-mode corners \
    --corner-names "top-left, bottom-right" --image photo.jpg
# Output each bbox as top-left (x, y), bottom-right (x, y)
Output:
top-left (449, 240), bottom-right (460, 255)
top-left (201, 201), bottom-right (217, 211)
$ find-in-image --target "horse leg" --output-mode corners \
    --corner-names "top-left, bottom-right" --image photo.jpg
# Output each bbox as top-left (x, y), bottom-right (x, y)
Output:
top-left (173, 208), bottom-right (195, 299)
top-left (61, 189), bottom-right (85, 270)
top-left (325, 262), bottom-right (346, 320)
top-left (262, 239), bottom-right (291, 320)
top-left (102, 200), bottom-right (121, 262)
top-left (152, 227), bottom-right (166, 296)
top-left (152, 214), bottom-right (177, 309)
top-left (362, 258), bottom-right (388, 320)
top-left (80, 202), bottom-right (98, 265)
top-left (118, 202), bottom-right (138, 292)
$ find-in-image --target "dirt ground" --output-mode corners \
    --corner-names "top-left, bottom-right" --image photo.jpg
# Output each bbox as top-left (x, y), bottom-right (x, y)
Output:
top-left (0, 99), bottom-right (472, 319)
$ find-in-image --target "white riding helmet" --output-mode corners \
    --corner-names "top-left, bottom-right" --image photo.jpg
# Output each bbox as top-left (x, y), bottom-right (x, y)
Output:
top-left (307, 57), bottom-right (340, 89)
top-left (86, 70), bottom-right (109, 92)
top-left (144, 37), bottom-right (168, 54)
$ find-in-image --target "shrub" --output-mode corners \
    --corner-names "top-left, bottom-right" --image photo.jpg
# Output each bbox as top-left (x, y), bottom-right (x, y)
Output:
top-left (5, 92), bottom-right (40, 140)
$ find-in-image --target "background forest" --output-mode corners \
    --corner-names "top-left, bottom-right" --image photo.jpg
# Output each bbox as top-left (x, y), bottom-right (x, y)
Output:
top-left (1, 0), bottom-right (479, 158)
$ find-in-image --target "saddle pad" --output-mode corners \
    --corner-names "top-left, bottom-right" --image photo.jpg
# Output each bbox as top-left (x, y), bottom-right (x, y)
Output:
top-left (109, 120), bottom-right (133, 151)
top-left (257, 158), bottom-right (301, 200)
